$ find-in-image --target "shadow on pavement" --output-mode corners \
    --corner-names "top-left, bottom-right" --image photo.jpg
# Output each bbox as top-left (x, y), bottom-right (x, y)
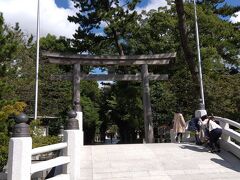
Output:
top-left (180, 143), bottom-right (240, 173)
top-left (179, 143), bottom-right (208, 152)
top-left (211, 158), bottom-right (240, 172)
top-left (211, 150), bottom-right (240, 172)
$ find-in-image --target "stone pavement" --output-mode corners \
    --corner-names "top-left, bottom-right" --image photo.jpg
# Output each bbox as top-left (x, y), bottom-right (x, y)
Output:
top-left (79, 143), bottom-right (240, 180)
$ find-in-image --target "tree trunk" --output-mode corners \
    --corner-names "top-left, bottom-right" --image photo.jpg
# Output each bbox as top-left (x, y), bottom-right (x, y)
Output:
top-left (175, 0), bottom-right (199, 83)
top-left (111, 28), bottom-right (124, 56)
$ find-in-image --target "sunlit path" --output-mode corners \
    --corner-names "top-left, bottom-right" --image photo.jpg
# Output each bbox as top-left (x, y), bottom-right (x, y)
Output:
top-left (79, 143), bottom-right (240, 180)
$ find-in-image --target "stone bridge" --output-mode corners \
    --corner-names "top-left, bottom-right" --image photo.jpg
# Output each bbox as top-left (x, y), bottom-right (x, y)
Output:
top-left (78, 143), bottom-right (240, 180)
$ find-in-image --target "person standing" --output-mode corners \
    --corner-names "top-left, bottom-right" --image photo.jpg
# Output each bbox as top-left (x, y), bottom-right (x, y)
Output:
top-left (188, 116), bottom-right (203, 145)
top-left (173, 111), bottom-right (186, 143)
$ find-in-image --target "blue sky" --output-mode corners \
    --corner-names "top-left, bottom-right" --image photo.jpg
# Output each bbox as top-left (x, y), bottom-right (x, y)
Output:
top-left (55, 0), bottom-right (69, 9)
top-left (55, 0), bottom-right (158, 9)
top-left (224, 0), bottom-right (240, 6)
top-left (55, 0), bottom-right (240, 9)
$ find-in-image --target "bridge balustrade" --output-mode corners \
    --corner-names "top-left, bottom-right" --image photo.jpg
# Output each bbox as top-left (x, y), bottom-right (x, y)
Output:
top-left (214, 116), bottom-right (240, 159)
top-left (7, 111), bottom-right (81, 180)
top-left (31, 142), bottom-right (70, 179)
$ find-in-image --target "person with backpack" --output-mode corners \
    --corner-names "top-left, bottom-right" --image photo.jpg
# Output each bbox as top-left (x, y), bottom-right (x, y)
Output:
top-left (199, 115), bottom-right (222, 153)
top-left (187, 116), bottom-right (203, 145)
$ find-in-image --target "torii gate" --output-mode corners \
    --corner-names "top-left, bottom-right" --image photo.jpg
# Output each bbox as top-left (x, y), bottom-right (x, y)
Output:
top-left (44, 52), bottom-right (176, 143)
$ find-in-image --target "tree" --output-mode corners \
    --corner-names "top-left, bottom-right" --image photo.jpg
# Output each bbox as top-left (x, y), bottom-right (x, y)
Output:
top-left (0, 13), bottom-right (29, 104)
top-left (0, 14), bottom-right (69, 168)
top-left (204, 70), bottom-right (240, 122)
top-left (0, 102), bottom-right (26, 171)
top-left (102, 82), bottom-right (143, 143)
top-left (197, 0), bottom-right (240, 17)
top-left (80, 80), bottom-right (101, 144)
top-left (68, 0), bottom-right (140, 55)
top-left (38, 34), bottom-right (74, 134)
top-left (174, 0), bottom-right (199, 84)
top-left (173, 0), bottom-right (239, 111)
top-left (0, 13), bottom-right (34, 170)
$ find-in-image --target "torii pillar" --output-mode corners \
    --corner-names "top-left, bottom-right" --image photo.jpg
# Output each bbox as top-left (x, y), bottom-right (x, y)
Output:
top-left (73, 63), bottom-right (84, 146)
top-left (142, 64), bottom-right (154, 143)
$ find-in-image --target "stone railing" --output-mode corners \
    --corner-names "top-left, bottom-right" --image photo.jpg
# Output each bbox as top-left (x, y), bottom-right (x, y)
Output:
top-left (7, 110), bottom-right (82, 180)
top-left (31, 142), bottom-right (69, 179)
top-left (214, 116), bottom-right (240, 159)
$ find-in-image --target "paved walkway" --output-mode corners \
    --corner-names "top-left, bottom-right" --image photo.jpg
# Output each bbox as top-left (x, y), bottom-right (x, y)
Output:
top-left (79, 143), bottom-right (240, 180)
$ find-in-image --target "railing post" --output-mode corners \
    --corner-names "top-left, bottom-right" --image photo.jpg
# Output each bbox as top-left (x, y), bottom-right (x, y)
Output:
top-left (7, 113), bottom-right (32, 180)
top-left (194, 108), bottom-right (207, 118)
top-left (76, 111), bottom-right (84, 146)
top-left (63, 110), bottom-right (81, 180)
top-left (219, 120), bottom-right (231, 142)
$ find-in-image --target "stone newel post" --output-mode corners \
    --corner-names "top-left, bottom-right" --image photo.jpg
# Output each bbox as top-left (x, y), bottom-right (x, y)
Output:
top-left (7, 113), bottom-right (32, 180)
top-left (63, 110), bottom-right (81, 180)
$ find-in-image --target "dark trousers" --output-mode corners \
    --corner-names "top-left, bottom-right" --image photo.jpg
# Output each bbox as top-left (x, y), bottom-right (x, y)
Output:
top-left (176, 133), bottom-right (183, 142)
top-left (209, 128), bottom-right (222, 150)
top-left (195, 131), bottom-right (202, 145)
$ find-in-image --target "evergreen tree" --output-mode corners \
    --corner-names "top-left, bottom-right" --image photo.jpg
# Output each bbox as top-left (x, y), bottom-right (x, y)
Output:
top-left (68, 0), bottom-right (140, 55)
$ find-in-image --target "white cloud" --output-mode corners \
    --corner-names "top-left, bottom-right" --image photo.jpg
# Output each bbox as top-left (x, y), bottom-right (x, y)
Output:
top-left (0, 0), bottom-right (78, 38)
top-left (136, 0), bottom-right (168, 13)
top-left (230, 11), bottom-right (240, 23)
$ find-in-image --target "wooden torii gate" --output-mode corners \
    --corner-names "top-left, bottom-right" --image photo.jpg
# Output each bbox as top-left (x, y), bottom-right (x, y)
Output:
top-left (44, 52), bottom-right (176, 143)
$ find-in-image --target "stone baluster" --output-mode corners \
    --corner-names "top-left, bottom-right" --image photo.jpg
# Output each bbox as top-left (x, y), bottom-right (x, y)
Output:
top-left (219, 120), bottom-right (230, 143)
top-left (63, 110), bottom-right (81, 180)
top-left (7, 113), bottom-right (32, 180)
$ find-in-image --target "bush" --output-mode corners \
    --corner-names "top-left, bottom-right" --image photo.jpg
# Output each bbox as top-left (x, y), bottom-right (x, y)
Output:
top-left (0, 133), bottom-right (8, 171)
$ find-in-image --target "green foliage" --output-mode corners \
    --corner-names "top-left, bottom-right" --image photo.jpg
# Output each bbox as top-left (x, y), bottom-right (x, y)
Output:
top-left (35, 34), bottom-right (74, 135)
top-left (80, 80), bottom-right (101, 144)
top-left (108, 124), bottom-right (119, 134)
top-left (0, 132), bottom-right (8, 171)
top-left (0, 101), bottom-right (26, 171)
top-left (197, 0), bottom-right (240, 17)
top-left (81, 96), bottom-right (100, 144)
top-left (37, 34), bottom-right (74, 117)
top-left (39, 64), bottom-right (72, 116)
top-left (0, 102), bottom-right (27, 132)
top-left (151, 81), bottom-right (176, 126)
top-left (205, 73), bottom-right (240, 121)
top-left (104, 82), bottom-right (143, 143)
top-left (0, 13), bottom-right (17, 66)
top-left (30, 120), bottom-right (60, 148)
top-left (32, 135), bottom-right (60, 149)
top-left (40, 34), bottom-right (75, 53)
top-left (127, 9), bottom-right (177, 54)
top-left (0, 14), bottom-right (34, 169)
top-left (69, 0), bottom-right (140, 55)
top-left (80, 80), bottom-right (101, 103)
top-left (192, 4), bottom-right (240, 66)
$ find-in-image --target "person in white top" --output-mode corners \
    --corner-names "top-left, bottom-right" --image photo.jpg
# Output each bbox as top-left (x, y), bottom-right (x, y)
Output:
top-left (199, 115), bottom-right (222, 153)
